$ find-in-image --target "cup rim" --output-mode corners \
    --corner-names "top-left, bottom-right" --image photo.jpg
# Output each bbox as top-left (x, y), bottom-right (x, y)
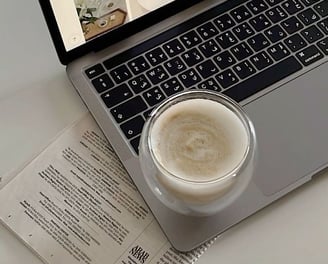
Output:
top-left (145, 90), bottom-right (255, 185)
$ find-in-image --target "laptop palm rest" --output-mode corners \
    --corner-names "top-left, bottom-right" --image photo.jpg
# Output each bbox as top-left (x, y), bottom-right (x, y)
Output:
top-left (244, 61), bottom-right (328, 196)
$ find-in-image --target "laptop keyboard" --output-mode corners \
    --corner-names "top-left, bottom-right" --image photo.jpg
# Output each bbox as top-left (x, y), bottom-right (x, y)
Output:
top-left (85, 0), bottom-right (328, 154)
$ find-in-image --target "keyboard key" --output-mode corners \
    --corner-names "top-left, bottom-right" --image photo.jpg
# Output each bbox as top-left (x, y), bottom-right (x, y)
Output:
top-left (300, 0), bottom-right (320, 6)
top-left (296, 45), bottom-right (324, 65)
top-left (145, 47), bottom-right (168, 66)
top-left (264, 0), bottom-right (285, 6)
top-left (297, 8), bottom-right (321, 25)
top-left (265, 6), bottom-right (288, 23)
top-left (284, 33), bottom-right (307, 51)
top-left (130, 136), bottom-right (141, 154)
top-left (111, 96), bottom-right (148, 123)
top-left (179, 69), bottom-right (202, 88)
top-left (250, 14), bottom-right (272, 31)
top-left (281, 16), bottom-right (304, 34)
top-left (247, 33), bottom-right (271, 51)
top-left (216, 31), bottom-right (238, 49)
top-left (198, 78), bottom-right (221, 92)
top-left (317, 37), bottom-right (328, 54)
top-left (121, 115), bottom-right (145, 139)
top-left (162, 39), bottom-right (185, 57)
top-left (233, 22), bottom-right (255, 40)
top-left (265, 25), bottom-right (287, 42)
top-left (268, 42), bottom-right (291, 60)
top-left (231, 42), bottom-right (254, 60)
top-left (128, 74), bottom-right (151, 94)
top-left (317, 18), bottom-right (328, 34)
top-left (85, 64), bottom-right (105, 79)
top-left (143, 87), bottom-right (166, 106)
top-left (230, 5), bottom-right (252, 23)
top-left (127, 56), bottom-right (150, 75)
top-left (216, 69), bottom-right (239, 89)
top-left (160, 78), bottom-right (184, 96)
top-left (110, 65), bottom-right (132, 84)
top-left (247, 0), bottom-right (269, 15)
top-left (146, 66), bottom-right (169, 85)
top-left (198, 40), bottom-right (221, 57)
top-left (91, 73), bottom-right (114, 93)
top-left (250, 51), bottom-right (274, 70)
top-left (314, 1), bottom-right (328, 17)
top-left (233, 60), bottom-right (256, 79)
top-left (282, 0), bottom-right (304, 15)
top-left (214, 50), bottom-right (237, 69)
top-left (214, 14), bottom-right (236, 31)
top-left (164, 57), bottom-right (187, 75)
top-left (197, 22), bottom-right (219, 40)
top-left (224, 56), bottom-right (302, 102)
top-left (181, 48), bottom-right (204, 67)
top-left (301, 25), bottom-right (324, 42)
top-left (196, 60), bottom-right (219, 79)
top-left (180, 30), bottom-right (202, 48)
top-left (101, 84), bottom-right (133, 108)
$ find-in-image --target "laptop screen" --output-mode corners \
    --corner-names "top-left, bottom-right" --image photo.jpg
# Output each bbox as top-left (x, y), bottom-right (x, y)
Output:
top-left (50, 0), bottom-right (175, 52)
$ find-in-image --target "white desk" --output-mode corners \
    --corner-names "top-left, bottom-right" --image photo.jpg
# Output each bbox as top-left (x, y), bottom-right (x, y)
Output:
top-left (1, 1), bottom-right (328, 263)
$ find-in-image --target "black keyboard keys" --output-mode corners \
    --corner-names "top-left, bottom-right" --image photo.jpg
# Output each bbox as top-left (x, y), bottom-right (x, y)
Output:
top-left (196, 60), bottom-right (219, 79)
top-left (110, 65), bottom-right (132, 84)
top-left (281, 16), bottom-right (304, 34)
top-left (284, 33), bottom-right (307, 51)
top-left (92, 73), bottom-right (114, 93)
top-left (214, 50), bottom-right (237, 69)
top-left (250, 51), bottom-right (274, 70)
top-left (179, 69), bottom-right (202, 87)
top-left (230, 5), bottom-right (252, 23)
top-left (164, 57), bottom-right (187, 75)
top-left (250, 14), bottom-right (272, 31)
top-left (143, 87), bottom-right (166, 106)
top-left (301, 25), bottom-right (324, 43)
top-left (128, 74), bottom-right (151, 94)
top-left (233, 60), bottom-right (256, 79)
top-left (233, 22), bottom-right (255, 40)
top-left (266, 6), bottom-right (288, 23)
top-left (231, 42), bottom-right (254, 60)
top-left (216, 31), bottom-right (238, 49)
top-left (265, 25), bottom-right (287, 42)
top-left (314, 1), bottom-right (328, 17)
top-left (198, 78), bottom-right (221, 92)
top-left (161, 78), bottom-right (184, 96)
top-left (163, 39), bottom-right (185, 57)
top-left (181, 48), bottom-right (204, 67)
top-left (85, 64), bottom-right (105, 79)
top-left (296, 45), bottom-right (324, 65)
top-left (101, 83), bottom-right (133, 108)
top-left (180, 30), bottom-right (202, 48)
top-left (214, 14), bottom-right (236, 31)
top-left (216, 69), bottom-right (239, 88)
top-left (282, 0), bottom-right (304, 15)
top-left (146, 66), bottom-right (169, 85)
top-left (268, 42), bottom-right (291, 60)
top-left (197, 22), bottom-right (219, 40)
top-left (248, 33), bottom-right (271, 51)
top-left (145, 47), bottom-right (168, 66)
top-left (317, 37), bottom-right (328, 54)
top-left (198, 40), bottom-right (221, 57)
top-left (317, 18), bottom-right (328, 34)
top-left (247, 0), bottom-right (269, 15)
top-left (121, 115), bottom-right (145, 139)
top-left (128, 56), bottom-right (150, 75)
top-left (297, 8), bottom-right (320, 25)
top-left (111, 96), bottom-right (147, 123)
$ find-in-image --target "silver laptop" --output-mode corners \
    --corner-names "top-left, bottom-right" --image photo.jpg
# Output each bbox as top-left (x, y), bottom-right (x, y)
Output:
top-left (39, 0), bottom-right (328, 251)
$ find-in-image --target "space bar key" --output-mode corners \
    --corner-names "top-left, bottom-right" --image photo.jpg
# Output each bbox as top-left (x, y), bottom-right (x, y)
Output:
top-left (223, 57), bottom-right (302, 102)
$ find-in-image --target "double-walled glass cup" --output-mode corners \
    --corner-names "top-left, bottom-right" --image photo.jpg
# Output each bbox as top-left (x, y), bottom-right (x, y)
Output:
top-left (139, 90), bottom-right (256, 216)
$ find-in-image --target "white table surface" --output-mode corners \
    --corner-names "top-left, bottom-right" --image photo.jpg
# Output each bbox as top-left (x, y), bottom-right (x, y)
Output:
top-left (1, 1), bottom-right (328, 264)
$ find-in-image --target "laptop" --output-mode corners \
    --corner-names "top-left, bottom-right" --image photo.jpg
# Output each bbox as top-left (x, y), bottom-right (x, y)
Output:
top-left (39, 0), bottom-right (328, 251)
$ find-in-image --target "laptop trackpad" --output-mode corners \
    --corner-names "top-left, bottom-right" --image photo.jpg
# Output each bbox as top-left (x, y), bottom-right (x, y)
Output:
top-left (244, 62), bottom-right (328, 196)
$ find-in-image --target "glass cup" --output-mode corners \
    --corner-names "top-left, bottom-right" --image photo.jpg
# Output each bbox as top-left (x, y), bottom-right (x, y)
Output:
top-left (139, 90), bottom-right (256, 216)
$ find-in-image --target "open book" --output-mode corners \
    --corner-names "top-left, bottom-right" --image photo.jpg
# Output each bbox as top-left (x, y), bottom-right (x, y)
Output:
top-left (0, 113), bottom-right (214, 264)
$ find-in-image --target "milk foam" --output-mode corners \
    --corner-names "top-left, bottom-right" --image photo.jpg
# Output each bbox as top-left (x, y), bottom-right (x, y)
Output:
top-left (150, 98), bottom-right (249, 203)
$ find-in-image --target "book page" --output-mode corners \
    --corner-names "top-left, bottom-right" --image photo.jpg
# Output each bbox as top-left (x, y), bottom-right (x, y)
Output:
top-left (0, 113), bottom-right (214, 264)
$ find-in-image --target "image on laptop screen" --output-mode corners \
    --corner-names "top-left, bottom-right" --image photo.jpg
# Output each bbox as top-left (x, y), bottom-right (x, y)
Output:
top-left (50, 0), bottom-right (174, 52)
